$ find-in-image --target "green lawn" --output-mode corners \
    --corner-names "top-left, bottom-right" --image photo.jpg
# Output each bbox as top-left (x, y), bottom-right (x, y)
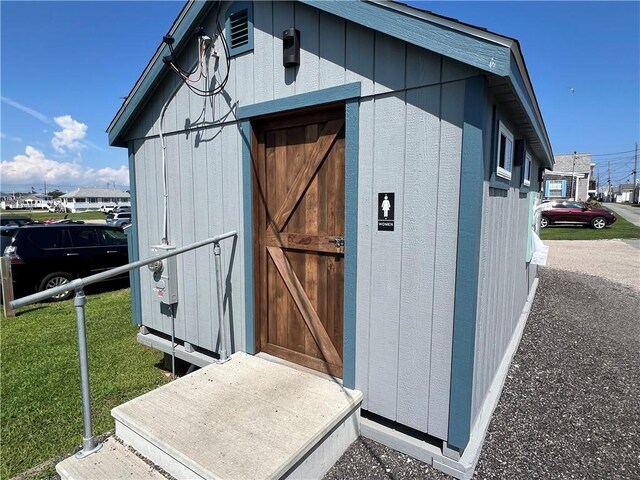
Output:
top-left (6, 211), bottom-right (107, 222)
top-left (0, 289), bottom-right (169, 478)
top-left (540, 213), bottom-right (640, 240)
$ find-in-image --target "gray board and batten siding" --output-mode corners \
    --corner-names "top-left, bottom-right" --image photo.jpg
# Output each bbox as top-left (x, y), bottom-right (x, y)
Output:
top-left (114, 0), bottom-right (551, 454)
top-left (119, 0), bottom-right (479, 443)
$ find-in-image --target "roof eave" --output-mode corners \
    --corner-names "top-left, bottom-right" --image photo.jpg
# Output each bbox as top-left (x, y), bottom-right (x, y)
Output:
top-left (107, 0), bottom-right (217, 147)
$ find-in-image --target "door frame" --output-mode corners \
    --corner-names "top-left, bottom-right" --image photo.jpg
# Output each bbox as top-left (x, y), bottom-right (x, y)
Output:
top-left (238, 83), bottom-right (360, 387)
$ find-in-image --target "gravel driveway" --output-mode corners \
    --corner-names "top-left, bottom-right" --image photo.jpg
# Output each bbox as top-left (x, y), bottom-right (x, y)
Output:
top-left (325, 258), bottom-right (639, 478)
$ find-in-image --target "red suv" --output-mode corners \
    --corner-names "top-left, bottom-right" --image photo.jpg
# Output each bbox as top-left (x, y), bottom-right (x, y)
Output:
top-left (540, 201), bottom-right (616, 229)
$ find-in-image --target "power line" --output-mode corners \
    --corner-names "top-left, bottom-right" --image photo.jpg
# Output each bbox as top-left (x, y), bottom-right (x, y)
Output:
top-left (590, 149), bottom-right (636, 157)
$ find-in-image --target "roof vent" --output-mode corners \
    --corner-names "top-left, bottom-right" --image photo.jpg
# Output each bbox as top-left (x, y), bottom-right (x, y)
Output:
top-left (229, 9), bottom-right (249, 50)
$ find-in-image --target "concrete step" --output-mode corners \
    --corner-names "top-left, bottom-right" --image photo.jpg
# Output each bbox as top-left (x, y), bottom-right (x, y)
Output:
top-left (56, 436), bottom-right (170, 480)
top-left (112, 351), bottom-right (362, 479)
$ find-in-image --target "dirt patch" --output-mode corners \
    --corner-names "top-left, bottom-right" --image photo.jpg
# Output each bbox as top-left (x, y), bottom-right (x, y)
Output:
top-left (544, 239), bottom-right (640, 291)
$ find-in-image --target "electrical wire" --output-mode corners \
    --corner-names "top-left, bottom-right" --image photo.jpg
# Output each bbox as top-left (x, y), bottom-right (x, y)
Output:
top-left (590, 149), bottom-right (636, 157)
top-left (158, 19), bottom-right (232, 244)
top-left (168, 21), bottom-right (230, 98)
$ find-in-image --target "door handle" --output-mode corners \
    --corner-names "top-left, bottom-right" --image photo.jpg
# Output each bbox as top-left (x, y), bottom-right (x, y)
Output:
top-left (329, 237), bottom-right (344, 253)
top-left (66, 253), bottom-right (79, 256)
top-left (107, 250), bottom-right (117, 254)
top-left (329, 237), bottom-right (344, 248)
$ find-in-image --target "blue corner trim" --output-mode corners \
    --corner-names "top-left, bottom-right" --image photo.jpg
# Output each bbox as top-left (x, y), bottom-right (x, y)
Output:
top-left (127, 144), bottom-right (142, 326)
top-left (301, 0), bottom-right (510, 76)
top-left (238, 83), bottom-right (361, 120)
top-left (241, 120), bottom-right (255, 354)
top-left (226, 1), bottom-right (254, 57)
top-left (108, 1), bottom-right (213, 147)
top-left (342, 98), bottom-right (359, 390)
top-left (448, 75), bottom-right (486, 450)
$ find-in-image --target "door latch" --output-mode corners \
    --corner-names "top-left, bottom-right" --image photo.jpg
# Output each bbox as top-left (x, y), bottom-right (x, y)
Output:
top-left (330, 236), bottom-right (344, 253)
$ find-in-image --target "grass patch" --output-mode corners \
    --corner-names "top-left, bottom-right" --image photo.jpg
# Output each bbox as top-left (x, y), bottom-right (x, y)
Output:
top-left (0, 289), bottom-right (169, 478)
top-left (1, 211), bottom-right (106, 221)
top-left (540, 213), bottom-right (640, 240)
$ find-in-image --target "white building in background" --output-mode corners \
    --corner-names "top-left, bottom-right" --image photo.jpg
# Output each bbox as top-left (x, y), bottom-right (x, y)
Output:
top-left (57, 188), bottom-right (130, 212)
top-left (1, 193), bottom-right (52, 210)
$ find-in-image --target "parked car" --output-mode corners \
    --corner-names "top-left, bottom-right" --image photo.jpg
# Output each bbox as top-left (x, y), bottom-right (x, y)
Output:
top-left (0, 226), bottom-right (19, 256)
top-left (3, 224), bottom-right (129, 301)
top-left (100, 204), bottom-right (117, 213)
top-left (0, 215), bottom-right (33, 227)
top-left (105, 212), bottom-right (132, 228)
top-left (540, 201), bottom-right (616, 229)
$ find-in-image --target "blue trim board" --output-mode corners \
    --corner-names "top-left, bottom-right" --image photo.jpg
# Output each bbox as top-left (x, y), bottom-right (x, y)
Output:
top-left (448, 75), bottom-right (486, 451)
top-left (342, 98), bottom-right (360, 390)
top-left (239, 84), bottom-right (360, 383)
top-left (238, 83), bottom-right (361, 120)
top-left (127, 144), bottom-right (142, 325)
top-left (109, 1), bottom-right (213, 147)
top-left (241, 120), bottom-right (256, 354)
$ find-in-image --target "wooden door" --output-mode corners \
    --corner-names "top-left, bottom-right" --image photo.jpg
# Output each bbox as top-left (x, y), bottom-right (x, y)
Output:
top-left (253, 107), bottom-right (345, 377)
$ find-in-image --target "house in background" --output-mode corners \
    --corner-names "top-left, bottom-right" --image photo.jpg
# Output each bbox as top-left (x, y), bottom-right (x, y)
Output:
top-left (616, 183), bottom-right (638, 203)
top-left (58, 188), bottom-right (130, 212)
top-left (544, 153), bottom-right (594, 201)
top-left (59, 1), bottom-right (553, 478)
top-left (1, 193), bottom-right (52, 210)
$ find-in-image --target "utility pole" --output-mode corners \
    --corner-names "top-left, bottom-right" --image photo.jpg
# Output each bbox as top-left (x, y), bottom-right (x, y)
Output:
top-left (597, 168), bottom-right (601, 199)
top-left (633, 142), bottom-right (638, 203)
top-left (571, 151), bottom-right (577, 201)
top-left (608, 160), bottom-right (612, 202)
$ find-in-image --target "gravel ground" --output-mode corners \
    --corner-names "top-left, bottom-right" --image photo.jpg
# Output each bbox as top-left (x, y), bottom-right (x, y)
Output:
top-left (544, 240), bottom-right (640, 291)
top-left (325, 268), bottom-right (640, 479)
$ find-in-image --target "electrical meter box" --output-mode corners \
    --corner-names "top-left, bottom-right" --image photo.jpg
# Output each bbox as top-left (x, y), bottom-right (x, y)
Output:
top-left (149, 244), bottom-right (178, 305)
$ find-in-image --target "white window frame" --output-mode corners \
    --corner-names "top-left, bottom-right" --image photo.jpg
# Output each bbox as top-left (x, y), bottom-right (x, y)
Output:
top-left (496, 121), bottom-right (514, 181)
top-left (523, 151), bottom-right (532, 187)
top-left (548, 180), bottom-right (563, 197)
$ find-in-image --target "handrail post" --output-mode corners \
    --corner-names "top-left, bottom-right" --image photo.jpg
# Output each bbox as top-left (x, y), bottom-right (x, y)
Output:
top-left (73, 288), bottom-right (102, 458)
top-left (213, 242), bottom-right (229, 363)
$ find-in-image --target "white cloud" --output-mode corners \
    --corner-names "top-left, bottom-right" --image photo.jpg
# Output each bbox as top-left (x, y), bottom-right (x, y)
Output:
top-left (1, 146), bottom-right (129, 187)
top-left (51, 115), bottom-right (88, 153)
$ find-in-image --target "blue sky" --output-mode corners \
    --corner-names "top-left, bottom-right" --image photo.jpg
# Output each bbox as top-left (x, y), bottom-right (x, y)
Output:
top-left (1, 1), bottom-right (638, 193)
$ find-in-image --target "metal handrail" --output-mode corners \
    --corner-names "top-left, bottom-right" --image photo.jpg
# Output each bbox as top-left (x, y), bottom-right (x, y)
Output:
top-left (8, 230), bottom-right (237, 458)
top-left (10, 231), bottom-right (236, 308)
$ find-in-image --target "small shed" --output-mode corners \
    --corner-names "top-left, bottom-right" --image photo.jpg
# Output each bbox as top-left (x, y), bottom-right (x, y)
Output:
top-left (107, 0), bottom-right (552, 475)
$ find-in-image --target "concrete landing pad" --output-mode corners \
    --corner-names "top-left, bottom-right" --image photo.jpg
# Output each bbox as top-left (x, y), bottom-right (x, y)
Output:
top-left (112, 352), bottom-right (362, 479)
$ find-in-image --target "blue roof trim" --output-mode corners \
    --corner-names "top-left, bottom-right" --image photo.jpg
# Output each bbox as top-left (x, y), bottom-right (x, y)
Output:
top-left (108, 1), bottom-right (213, 147)
top-left (301, 0), bottom-right (511, 76)
top-left (238, 83), bottom-right (361, 119)
top-left (448, 75), bottom-right (485, 451)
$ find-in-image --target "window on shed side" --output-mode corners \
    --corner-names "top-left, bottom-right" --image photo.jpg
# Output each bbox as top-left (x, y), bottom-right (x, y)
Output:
top-left (496, 121), bottom-right (514, 180)
top-left (226, 2), bottom-right (254, 57)
top-left (523, 152), bottom-right (532, 187)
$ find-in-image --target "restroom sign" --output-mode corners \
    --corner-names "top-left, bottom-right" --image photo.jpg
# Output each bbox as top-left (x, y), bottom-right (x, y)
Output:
top-left (378, 192), bottom-right (395, 231)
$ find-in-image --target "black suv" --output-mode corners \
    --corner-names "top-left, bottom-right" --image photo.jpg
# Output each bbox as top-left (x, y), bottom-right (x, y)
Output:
top-left (4, 224), bottom-right (129, 301)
